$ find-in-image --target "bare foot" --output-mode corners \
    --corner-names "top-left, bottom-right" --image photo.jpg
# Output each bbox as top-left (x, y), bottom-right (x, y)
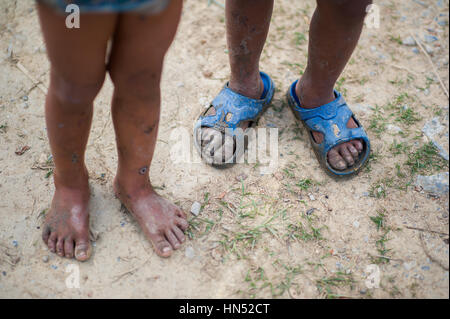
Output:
top-left (42, 183), bottom-right (92, 261)
top-left (196, 76), bottom-right (264, 164)
top-left (295, 81), bottom-right (363, 171)
top-left (114, 179), bottom-right (188, 258)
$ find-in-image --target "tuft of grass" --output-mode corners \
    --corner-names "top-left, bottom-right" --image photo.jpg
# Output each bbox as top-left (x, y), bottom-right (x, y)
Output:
top-left (316, 272), bottom-right (355, 299)
top-left (242, 263), bottom-right (302, 298)
top-left (294, 32), bottom-right (307, 46)
top-left (368, 107), bottom-right (387, 137)
top-left (369, 210), bottom-right (393, 264)
top-left (285, 213), bottom-right (326, 242)
top-left (395, 107), bottom-right (421, 125)
top-left (296, 178), bottom-right (313, 191)
top-left (405, 141), bottom-right (448, 175)
top-left (370, 211), bottom-right (385, 230)
top-left (389, 141), bottom-right (410, 156)
top-left (389, 35), bottom-right (402, 45)
top-left (369, 178), bottom-right (393, 198)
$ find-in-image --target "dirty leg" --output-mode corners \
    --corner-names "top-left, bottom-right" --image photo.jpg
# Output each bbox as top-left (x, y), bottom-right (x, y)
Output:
top-left (108, 0), bottom-right (188, 258)
top-left (37, 2), bottom-right (117, 261)
top-left (199, 0), bottom-right (274, 162)
top-left (296, 0), bottom-right (372, 170)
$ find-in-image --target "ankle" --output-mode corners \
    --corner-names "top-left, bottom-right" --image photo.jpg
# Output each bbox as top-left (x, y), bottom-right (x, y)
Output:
top-left (53, 167), bottom-right (89, 191)
top-left (296, 76), bottom-right (335, 109)
top-left (229, 72), bottom-right (263, 99)
top-left (114, 174), bottom-right (154, 198)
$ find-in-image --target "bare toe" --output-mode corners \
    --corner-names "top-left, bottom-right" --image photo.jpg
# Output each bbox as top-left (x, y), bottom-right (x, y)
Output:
top-left (176, 217), bottom-right (189, 231)
top-left (347, 144), bottom-right (359, 159)
top-left (64, 238), bottom-right (75, 258)
top-left (165, 230), bottom-right (181, 249)
top-left (47, 233), bottom-right (57, 253)
top-left (42, 226), bottom-right (51, 244)
top-left (352, 139), bottom-right (363, 152)
top-left (74, 240), bottom-right (91, 262)
top-left (339, 145), bottom-right (355, 166)
top-left (151, 235), bottom-right (173, 258)
top-left (327, 148), bottom-right (346, 170)
top-left (172, 226), bottom-right (186, 243)
top-left (56, 238), bottom-right (65, 257)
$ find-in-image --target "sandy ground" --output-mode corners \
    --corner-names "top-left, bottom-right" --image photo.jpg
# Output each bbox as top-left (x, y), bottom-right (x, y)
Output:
top-left (0, 0), bottom-right (449, 299)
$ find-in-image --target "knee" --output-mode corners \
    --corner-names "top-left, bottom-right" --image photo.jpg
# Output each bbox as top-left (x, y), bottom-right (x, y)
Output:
top-left (109, 67), bottom-right (162, 102)
top-left (50, 71), bottom-right (105, 107)
top-left (317, 0), bottom-right (373, 23)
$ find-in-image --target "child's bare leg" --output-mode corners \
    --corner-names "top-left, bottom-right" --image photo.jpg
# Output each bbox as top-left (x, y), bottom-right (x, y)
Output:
top-left (108, 0), bottom-right (188, 258)
top-left (227, 0), bottom-right (274, 99)
top-left (296, 0), bottom-right (372, 170)
top-left (37, 3), bottom-right (117, 261)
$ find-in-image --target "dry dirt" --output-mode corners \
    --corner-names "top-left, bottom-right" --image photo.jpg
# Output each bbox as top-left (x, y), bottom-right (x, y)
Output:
top-left (0, 0), bottom-right (449, 298)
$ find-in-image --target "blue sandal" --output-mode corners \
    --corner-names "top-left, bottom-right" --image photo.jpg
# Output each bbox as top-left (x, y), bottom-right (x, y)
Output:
top-left (286, 80), bottom-right (371, 176)
top-left (194, 72), bottom-right (275, 166)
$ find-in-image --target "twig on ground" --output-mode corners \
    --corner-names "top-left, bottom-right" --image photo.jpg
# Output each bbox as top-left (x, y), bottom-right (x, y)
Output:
top-left (411, 33), bottom-right (449, 99)
top-left (369, 254), bottom-right (403, 262)
top-left (406, 226), bottom-right (449, 237)
top-left (15, 62), bottom-right (47, 94)
top-left (419, 232), bottom-right (449, 271)
top-left (111, 257), bottom-right (150, 283)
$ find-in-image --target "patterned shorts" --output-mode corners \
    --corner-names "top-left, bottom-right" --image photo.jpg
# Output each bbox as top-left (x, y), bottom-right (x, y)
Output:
top-left (37, 0), bottom-right (171, 14)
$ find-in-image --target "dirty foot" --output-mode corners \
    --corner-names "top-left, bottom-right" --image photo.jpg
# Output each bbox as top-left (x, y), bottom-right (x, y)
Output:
top-left (42, 181), bottom-right (92, 261)
top-left (296, 81), bottom-right (363, 171)
top-left (196, 76), bottom-right (264, 164)
top-left (313, 119), bottom-right (363, 170)
top-left (114, 179), bottom-right (188, 258)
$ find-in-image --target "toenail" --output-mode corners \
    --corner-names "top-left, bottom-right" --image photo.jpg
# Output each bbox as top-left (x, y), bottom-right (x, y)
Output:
top-left (163, 247), bottom-right (171, 253)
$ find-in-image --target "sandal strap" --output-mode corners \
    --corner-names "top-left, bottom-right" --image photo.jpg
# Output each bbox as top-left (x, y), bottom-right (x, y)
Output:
top-left (195, 72), bottom-right (274, 135)
top-left (287, 79), bottom-right (371, 176)
top-left (289, 80), bottom-right (369, 154)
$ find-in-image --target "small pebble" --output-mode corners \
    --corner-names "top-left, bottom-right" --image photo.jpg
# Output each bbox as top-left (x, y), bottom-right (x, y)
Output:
top-left (42, 255), bottom-right (49, 263)
top-left (308, 194), bottom-right (315, 201)
top-left (353, 221), bottom-right (360, 228)
top-left (421, 266), bottom-right (430, 271)
top-left (12, 240), bottom-right (18, 248)
top-left (190, 201), bottom-right (201, 216)
top-left (403, 261), bottom-right (416, 271)
top-left (402, 36), bottom-right (416, 46)
top-left (424, 35), bottom-right (438, 43)
top-left (424, 44), bottom-right (434, 55)
top-left (185, 246), bottom-right (195, 259)
top-left (51, 265), bottom-right (58, 270)
top-left (306, 208), bottom-right (315, 216)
